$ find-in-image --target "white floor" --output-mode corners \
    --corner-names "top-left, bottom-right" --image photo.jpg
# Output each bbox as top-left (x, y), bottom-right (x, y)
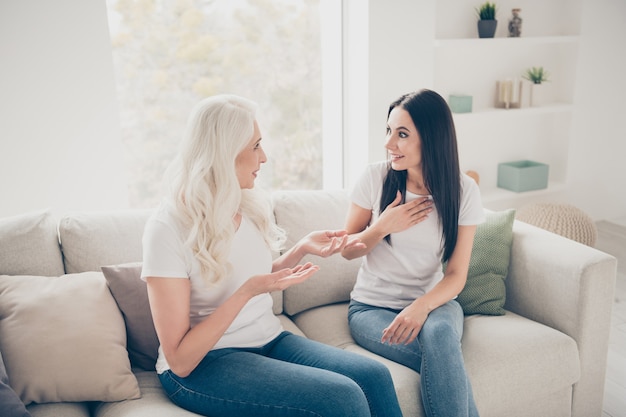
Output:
top-left (596, 220), bottom-right (626, 417)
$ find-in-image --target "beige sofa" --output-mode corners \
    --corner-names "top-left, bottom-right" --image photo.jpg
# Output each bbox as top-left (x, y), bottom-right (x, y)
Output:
top-left (0, 190), bottom-right (617, 417)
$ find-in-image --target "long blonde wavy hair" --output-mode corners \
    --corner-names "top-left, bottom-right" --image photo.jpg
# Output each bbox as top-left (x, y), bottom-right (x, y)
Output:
top-left (164, 94), bottom-right (286, 286)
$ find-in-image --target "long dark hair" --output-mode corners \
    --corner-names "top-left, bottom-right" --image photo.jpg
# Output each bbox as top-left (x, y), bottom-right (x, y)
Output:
top-left (379, 89), bottom-right (461, 263)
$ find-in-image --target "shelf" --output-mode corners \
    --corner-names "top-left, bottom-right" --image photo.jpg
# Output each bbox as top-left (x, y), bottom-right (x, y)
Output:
top-left (432, 0), bottom-right (580, 212)
top-left (481, 181), bottom-right (567, 204)
top-left (452, 103), bottom-right (573, 119)
top-left (434, 35), bottom-right (579, 48)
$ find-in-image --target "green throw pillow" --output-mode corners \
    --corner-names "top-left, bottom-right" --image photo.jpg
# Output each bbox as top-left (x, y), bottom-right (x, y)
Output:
top-left (457, 209), bottom-right (516, 316)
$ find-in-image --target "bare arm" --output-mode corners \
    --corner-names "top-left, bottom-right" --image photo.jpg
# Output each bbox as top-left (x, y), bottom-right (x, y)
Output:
top-left (273, 230), bottom-right (365, 272)
top-left (381, 224), bottom-right (477, 345)
top-left (146, 263), bottom-right (319, 377)
top-left (341, 192), bottom-right (433, 260)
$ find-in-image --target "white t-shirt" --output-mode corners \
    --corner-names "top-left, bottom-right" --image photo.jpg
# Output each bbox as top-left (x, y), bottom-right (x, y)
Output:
top-left (141, 202), bottom-right (283, 374)
top-left (350, 161), bottom-right (485, 310)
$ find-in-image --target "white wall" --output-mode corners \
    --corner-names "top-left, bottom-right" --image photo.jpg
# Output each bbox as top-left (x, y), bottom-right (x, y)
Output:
top-left (1, 0), bottom-right (624, 222)
top-left (0, 0), bottom-right (128, 218)
top-left (567, 0), bottom-right (626, 222)
top-left (353, 0), bottom-right (626, 222)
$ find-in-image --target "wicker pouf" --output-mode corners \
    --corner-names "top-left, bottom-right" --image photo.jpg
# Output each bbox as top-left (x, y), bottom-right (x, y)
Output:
top-left (516, 203), bottom-right (597, 247)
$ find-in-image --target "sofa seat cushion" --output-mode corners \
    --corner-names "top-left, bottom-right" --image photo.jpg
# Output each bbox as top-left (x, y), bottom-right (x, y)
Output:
top-left (26, 402), bottom-right (91, 417)
top-left (93, 370), bottom-right (203, 417)
top-left (462, 312), bottom-right (580, 414)
top-left (344, 344), bottom-right (421, 417)
top-left (277, 314), bottom-right (306, 337)
top-left (292, 303), bottom-right (580, 417)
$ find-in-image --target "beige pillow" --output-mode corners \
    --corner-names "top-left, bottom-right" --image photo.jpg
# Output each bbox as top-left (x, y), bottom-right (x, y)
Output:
top-left (0, 272), bottom-right (140, 405)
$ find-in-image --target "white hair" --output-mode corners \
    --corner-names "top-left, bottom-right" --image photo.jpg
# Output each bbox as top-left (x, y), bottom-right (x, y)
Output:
top-left (164, 94), bottom-right (285, 285)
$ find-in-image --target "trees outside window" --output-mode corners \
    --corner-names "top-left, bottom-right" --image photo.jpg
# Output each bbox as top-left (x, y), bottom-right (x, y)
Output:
top-left (107, 0), bottom-right (329, 208)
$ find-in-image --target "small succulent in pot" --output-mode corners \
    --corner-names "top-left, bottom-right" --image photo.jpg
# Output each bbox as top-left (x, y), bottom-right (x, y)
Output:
top-left (475, 2), bottom-right (498, 38)
top-left (523, 66), bottom-right (550, 84)
top-left (475, 2), bottom-right (497, 20)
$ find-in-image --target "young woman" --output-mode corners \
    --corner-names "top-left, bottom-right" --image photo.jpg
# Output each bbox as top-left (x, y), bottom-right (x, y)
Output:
top-left (141, 94), bottom-right (403, 417)
top-left (342, 89), bottom-right (485, 417)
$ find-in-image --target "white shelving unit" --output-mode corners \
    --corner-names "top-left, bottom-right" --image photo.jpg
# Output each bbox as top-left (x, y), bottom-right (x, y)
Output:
top-left (434, 35), bottom-right (579, 48)
top-left (433, 0), bottom-right (582, 210)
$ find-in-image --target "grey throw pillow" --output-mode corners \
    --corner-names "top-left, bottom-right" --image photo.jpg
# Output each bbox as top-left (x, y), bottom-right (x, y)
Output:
top-left (101, 262), bottom-right (159, 371)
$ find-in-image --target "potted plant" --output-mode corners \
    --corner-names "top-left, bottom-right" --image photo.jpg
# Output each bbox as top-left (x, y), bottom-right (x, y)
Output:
top-left (522, 66), bottom-right (550, 106)
top-left (476, 2), bottom-right (497, 38)
top-left (522, 66), bottom-right (550, 84)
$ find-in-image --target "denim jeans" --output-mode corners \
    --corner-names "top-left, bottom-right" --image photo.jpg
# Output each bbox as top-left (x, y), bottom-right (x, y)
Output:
top-left (348, 300), bottom-right (479, 417)
top-left (158, 331), bottom-right (402, 417)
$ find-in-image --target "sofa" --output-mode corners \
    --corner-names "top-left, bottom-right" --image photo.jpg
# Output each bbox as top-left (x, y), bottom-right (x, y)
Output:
top-left (0, 189), bottom-right (617, 417)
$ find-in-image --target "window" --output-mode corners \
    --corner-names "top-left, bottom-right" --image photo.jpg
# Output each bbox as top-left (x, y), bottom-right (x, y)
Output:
top-left (106, 0), bottom-right (342, 208)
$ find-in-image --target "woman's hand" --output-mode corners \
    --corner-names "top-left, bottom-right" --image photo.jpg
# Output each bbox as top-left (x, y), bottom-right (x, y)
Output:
top-left (376, 191), bottom-right (433, 235)
top-left (273, 230), bottom-right (365, 271)
top-left (301, 230), bottom-right (366, 258)
top-left (381, 300), bottom-right (430, 345)
top-left (244, 262), bottom-right (319, 296)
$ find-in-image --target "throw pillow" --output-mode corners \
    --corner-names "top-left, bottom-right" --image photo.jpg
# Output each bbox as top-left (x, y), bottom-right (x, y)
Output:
top-left (456, 209), bottom-right (516, 315)
top-left (0, 272), bottom-right (141, 405)
top-left (101, 262), bottom-right (159, 371)
top-left (0, 352), bottom-right (31, 417)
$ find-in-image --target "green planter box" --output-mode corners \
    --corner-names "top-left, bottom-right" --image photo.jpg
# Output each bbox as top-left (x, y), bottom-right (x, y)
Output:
top-left (449, 95), bottom-right (472, 113)
top-left (497, 160), bottom-right (549, 192)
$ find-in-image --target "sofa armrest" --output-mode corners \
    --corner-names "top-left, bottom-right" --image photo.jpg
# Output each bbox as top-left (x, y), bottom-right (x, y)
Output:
top-left (505, 220), bottom-right (617, 417)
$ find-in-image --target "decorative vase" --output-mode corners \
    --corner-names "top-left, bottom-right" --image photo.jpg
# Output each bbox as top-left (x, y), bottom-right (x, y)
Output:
top-left (529, 83), bottom-right (547, 107)
top-left (508, 8), bottom-right (522, 37)
top-left (477, 20), bottom-right (497, 38)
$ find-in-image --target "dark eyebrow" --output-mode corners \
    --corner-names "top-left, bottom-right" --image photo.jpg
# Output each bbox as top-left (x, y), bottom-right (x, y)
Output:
top-left (386, 125), bottom-right (411, 132)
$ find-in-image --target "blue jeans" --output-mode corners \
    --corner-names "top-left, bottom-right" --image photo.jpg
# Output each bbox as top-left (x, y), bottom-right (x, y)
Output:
top-left (158, 331), bottom-right (402, 417)
top-left (348, 300), bottom-right (479, 417)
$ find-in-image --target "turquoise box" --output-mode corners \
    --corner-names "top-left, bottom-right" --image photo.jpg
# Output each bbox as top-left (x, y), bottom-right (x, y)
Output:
top-left (449, 95), bottom-right (472, 113)
top-left (497, 160), bottom-right (549, 192)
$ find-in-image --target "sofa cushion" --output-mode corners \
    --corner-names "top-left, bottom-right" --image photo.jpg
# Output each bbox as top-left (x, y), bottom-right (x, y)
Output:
top-left (273, 190), bottom-right (362, 315)
top-left (26, 402), bottom-right (91, 417)
top-left (462, 312), bottom-right (580, 415)
top-left (0, 210), bottom-right (64, 276)
top-left (101, 262), bottom-right (160, 371)
top-left (93, 370), bottom-right (203, 417)
top-left (344, 344), bottom-right (421, 417)
top-left (59, 209), bottom-right (152, 273)
top-left (0, 351), bottom-right (31, 417)
top-left (0, 272), bottom-right (140, 404)
top-left (456, 209), bottom-right (516, 315)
